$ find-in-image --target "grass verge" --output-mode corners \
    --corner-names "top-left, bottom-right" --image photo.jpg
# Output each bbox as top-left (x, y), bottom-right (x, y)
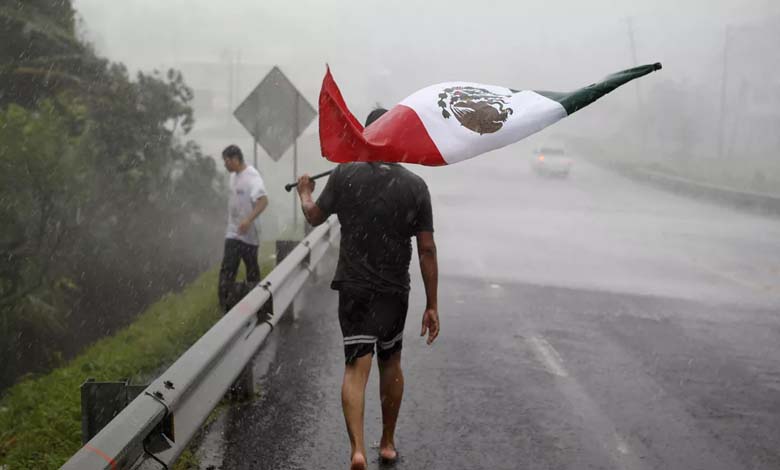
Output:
top-left (0, 245), bottom-right (277, 469)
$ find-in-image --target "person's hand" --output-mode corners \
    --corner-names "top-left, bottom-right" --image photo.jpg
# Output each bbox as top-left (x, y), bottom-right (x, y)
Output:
top-left (420, 308), bottom-right (439, 345)
top-left (238, 219), bottom-right (252, 235)
top-left (296, 174), bottom-right (315, 196)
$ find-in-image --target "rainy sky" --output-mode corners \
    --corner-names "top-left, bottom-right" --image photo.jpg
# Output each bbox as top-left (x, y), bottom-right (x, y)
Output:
top-left (70, 0), bottom-right (780, 175)
top-left (74, 0), bottom-right (778, 100)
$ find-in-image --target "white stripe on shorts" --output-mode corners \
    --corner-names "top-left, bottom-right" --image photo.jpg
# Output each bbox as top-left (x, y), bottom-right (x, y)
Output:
top-left (378, 332), bottom-right (404, 350)
top-left (343, 335), bottom-right (377, 345)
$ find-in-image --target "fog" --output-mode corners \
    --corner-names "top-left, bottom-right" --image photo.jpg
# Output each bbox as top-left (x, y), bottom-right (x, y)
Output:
top-left (4, 2), bottom-right (780, 467)
top-left (71, 0), bottom-right (780, 303)
top-left (74, 0), bottom-right (776, 87)
top-left (71, 0), bottom-right (780, 238)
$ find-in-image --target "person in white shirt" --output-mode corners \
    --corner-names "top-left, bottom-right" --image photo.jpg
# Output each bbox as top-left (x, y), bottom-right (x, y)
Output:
top-left (219, 145), bottom-right (269, 312)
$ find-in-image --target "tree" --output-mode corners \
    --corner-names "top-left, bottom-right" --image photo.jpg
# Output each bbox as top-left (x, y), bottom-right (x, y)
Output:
top-left (0, 0), bottom-right (227, 390)
top-left (0, 100), bottom-right (93, 382)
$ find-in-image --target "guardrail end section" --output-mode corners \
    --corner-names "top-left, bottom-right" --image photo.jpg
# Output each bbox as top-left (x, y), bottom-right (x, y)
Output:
top-left (80, 379), bottom-right (147, 444)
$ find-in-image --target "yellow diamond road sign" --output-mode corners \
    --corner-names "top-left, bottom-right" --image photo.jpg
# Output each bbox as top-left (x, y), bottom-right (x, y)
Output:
top-left (233, 66), bottom-right (316, 161)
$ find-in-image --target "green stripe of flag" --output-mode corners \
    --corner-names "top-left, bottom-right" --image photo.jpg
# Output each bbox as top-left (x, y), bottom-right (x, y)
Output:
top-left (533, 63), bottom-right (662, 115)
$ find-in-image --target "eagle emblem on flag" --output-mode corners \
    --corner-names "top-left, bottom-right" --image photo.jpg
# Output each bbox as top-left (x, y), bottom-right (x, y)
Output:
top-left (436, 86), bottom-right (514, 135)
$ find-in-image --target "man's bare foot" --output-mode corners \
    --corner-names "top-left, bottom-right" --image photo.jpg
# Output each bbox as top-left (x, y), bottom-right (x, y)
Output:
top-left (379, 442), bottom-right (398, 463)
top-left (350, 452), bottom-right (367, 470)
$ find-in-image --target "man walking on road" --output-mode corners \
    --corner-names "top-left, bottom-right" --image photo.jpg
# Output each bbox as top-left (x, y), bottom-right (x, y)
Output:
top-left (219, 144), bottom-right (269, 313)
top-left (296, 108), bottom-right (440, 470)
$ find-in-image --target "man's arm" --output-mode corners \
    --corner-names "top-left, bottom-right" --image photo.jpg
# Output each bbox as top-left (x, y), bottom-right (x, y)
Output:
top-left (417, 231), bottom-right (439, 345)
top-left (238, 195), bottom-right (268, 235)
top-left (296, 174), bottom-right (328, 226)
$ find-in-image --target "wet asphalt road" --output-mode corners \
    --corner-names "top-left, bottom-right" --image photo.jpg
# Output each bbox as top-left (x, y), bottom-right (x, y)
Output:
top-left (199, 151), bottom-right (780, 470)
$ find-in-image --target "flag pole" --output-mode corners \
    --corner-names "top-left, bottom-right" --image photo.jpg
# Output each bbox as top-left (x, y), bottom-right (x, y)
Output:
top-left (284, 169), bottom-right (333, 192)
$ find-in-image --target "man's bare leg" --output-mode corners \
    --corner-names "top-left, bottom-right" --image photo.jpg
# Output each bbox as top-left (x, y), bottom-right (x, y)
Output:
top-left (342, 353), bottom-right (373, 470)
top-left (378, 350), bottom-right (404, 462)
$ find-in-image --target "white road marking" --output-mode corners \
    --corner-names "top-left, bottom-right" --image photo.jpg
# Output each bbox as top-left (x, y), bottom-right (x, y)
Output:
top-left (684, 258), bottom-right (777, 293)
top-left (529, 336), bottom-right (569, 378)
top-left (526, 335), bottom-right (644, 469)
top-left (490, 283), bottom-right (502, 289)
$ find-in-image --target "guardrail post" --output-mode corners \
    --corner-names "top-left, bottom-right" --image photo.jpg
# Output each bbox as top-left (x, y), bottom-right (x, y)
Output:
top-left (275, 240), bottom-right (298, 263)
top-left (276, 240), bottom-right (302, 319)
top-left (227, 292), bottom-right (271, 402)
top-left (228, 365), bottom-right (255, 402)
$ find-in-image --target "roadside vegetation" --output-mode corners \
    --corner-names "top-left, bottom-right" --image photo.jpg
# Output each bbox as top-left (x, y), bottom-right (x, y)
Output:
top-left (0, 247), bottom-right (275, 468)
top-left (0, 267), bottom-right (221, 468)
top-left (1, 1), bottom-right (227, 393)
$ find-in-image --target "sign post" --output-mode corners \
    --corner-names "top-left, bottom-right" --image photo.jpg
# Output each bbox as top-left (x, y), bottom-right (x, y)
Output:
top-left (253, 126), bottom-right (258, 168)
top-left (293, 93), bottom-right (299, 227)
top-left (233, 66), bottom-right (316, 230)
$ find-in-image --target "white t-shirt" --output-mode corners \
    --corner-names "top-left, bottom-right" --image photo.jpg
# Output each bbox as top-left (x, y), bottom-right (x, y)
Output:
top-left (226, 165), bottom-right (267, 246)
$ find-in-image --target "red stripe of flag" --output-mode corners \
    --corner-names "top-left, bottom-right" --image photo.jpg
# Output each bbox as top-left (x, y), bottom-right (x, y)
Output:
top-left (319, 68), bottom-right (446, 166)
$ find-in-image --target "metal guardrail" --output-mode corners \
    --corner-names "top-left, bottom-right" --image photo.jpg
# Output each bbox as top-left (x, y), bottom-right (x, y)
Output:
top-left (565, 138), bottom-right (780, 216)
top-left (584, 157), bottom-right (780, 215)
top-left (630, 169), bottom-right (780, 215)
top-left (61, 216), bottom-right (340, 470)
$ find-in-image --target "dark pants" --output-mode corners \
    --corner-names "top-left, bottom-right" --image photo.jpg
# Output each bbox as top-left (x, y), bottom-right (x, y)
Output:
top-left (218, 238), bottom-right (261, 312)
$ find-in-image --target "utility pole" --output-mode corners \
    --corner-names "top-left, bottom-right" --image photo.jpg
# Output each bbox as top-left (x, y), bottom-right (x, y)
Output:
top-left (626, 17), bottom-right (642, 107)
top-left (725, 79), bottom-right (747, 161)
top-left (227, 50), bottom-right (234, 123)
top-left (235, 50), bottom-right (241, 105)
top-left (717, 26), bottom-right (731, 160)
top-left (626, 17), bottom-right (646, 150)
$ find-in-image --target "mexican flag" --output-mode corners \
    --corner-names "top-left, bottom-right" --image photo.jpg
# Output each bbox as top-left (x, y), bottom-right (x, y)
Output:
top-left (319, 63), bottom-right (662, 166)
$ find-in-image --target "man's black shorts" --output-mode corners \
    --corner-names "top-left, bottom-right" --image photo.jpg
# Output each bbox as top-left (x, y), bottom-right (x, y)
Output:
top-left (338, 286), bottom-right (409, 364)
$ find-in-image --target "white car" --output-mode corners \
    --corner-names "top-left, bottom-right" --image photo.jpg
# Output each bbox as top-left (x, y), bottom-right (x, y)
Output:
top-left (531, 147), bottom-right (573, 178)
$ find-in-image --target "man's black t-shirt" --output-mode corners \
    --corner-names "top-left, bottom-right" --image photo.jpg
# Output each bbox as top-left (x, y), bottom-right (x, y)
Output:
top-left (316, 162), bottom-right (433, 293)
